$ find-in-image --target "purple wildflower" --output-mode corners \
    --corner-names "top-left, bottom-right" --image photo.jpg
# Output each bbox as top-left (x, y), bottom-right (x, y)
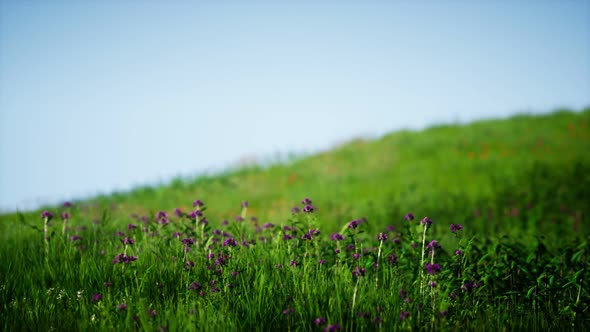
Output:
top-left (221, 219), bottom-right (229, 226)
top-left (319, 259), bottom-right (326, 265)
top-left (241, 201), bottom-right (249, 208)
top-left (193, 199), bottom-right (204, 207)
top-left (289, 260), bottom-right (299, 267)
top-left (387, 253), bottom-right (399, 265)
top-left (181, 238), bottom-right (195, 246)
top-left (174, 208), bottom-right (184, 218)
top-left (426, 240), bottom-right (441, 252)
top-left (127, 223), bottom-right (137, 230)
top-left (455, 249), bottom-right (463, 256)
top-left (450, 223), bottom-right (463, 233)
top-left (291, 206), bottom-right (301, 214)
top-left (429, 281), bottom-right (437, 288)
top-left (283, 234), bottom-right (293, 240)
top-left (302, 205), bottom-right (314, 213)
top-left (425, 262), bottom-right (441, 274)
top-left (263, 222), bottom-right (275, 229)
top-left (92, 293), bottom-right (103, 302)
top-left (420, 217), bottom-right (433, 226)
top-left (301, 198), bottom-right (312, 205)
top-left (116, 303), bottom-right (128, 312)
top-left (330, 233), bottom-right (345, 241)
top-left (222, 237), bottom-right (238, 247)
top-left (188, 210), bottom-right (203, 220)
top-left (283, 307), bottom-right (295, 315)
top-left (156, 211), bottom-right (169, 225)
top-left (61, 212), bottom-right (71, 220)
top-left (324, 324), bottom-right (342, 331)
top-left (121, 237), bottom-right (134, 245)
top-left (353, 253), bottom-right (361, 260)
top-left (70, 235), bottom-right (82, 241)
top-left (235, 215), bottom-right (245, 222)
top-left (301, 229), bottom-right (320, 241)
top-left (386, 225), bottom-right (395, 232)
top-left (352, 266), bottom-right (366, 277)
top-left (189, 282), bottom-right (202, 291)
top-left (41, 210), bottom-right (54, 220)
top-left (439, 310), bottom-right (449, 317)
top-left (63, 201), bottom-right (73, 208)
top-left (147, 309), bottom-right (157, 317)
top-left (377, 232), bottom-right (388, 241)
top-left (404, 213), bottom-right (414, 221)
top-left (314, 317), bottom-right (327, 325)
top-left (347, 219), bottom-right (361, 229)
top-left (399, 311), bottom-right (411, 321)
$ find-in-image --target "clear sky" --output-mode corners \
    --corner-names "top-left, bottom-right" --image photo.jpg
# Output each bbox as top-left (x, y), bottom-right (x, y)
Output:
top-left (1, 1), bottom-right (589, 212)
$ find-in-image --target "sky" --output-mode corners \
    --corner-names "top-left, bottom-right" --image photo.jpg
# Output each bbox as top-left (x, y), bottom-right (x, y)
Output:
top-left (1, 1), bottom-right (589, 212)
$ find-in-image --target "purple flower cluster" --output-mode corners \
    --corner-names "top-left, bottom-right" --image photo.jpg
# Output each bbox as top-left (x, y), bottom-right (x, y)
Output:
top-left (156, 211), bottom-right (169, 225)
top-left (399, 311), bottom-right (411, 321)
top-left (324, 324), bottom-right (342, 331)
top-left (116, 303), bottom-right (128, 312)
top-left (330, 233), bottom-right (345, 241)
top-left (347, 218), bottom-right (365, 229)
top-left (112, 253), bottom-right (138, 264)
top-left (222, 237), bottom-right (238, 247)
top-left (404, 213), bottom-right (414, 221)
top-left (425, 262), bottom-right (441, 274)
top-left (420, 217), bottom-right (433, 226)
top-left (61, 212), bottom-right (71, 220)
top-left (426, 240), bottom-right (441, 253)
top-left (352, 266), bottom-right (366, 277)
top-left (314, 317), bottom-right (327, 325)
top-left (301, 229), bottom-right (320, 241)
top-left (189, 282), bottom-right (202, 291)
top-left (121, 237), bottom-right (134, 245)
top-left (377, 232), bottom-right (388, 241)
top-left (41, 210), bottom-right (54, 220)
top-left (92, 293), bottom-right (103, 302)
top-left (193, 199), bottom-right (204, 208)
top-left (450, 223), bottom-right (463, 233)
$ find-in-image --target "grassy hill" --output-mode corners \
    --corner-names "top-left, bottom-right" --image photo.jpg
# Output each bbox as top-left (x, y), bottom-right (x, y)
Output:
top-left (9, 108), bottom-right (588, 238)
top-left (1, 108), bottom-right (589, 331)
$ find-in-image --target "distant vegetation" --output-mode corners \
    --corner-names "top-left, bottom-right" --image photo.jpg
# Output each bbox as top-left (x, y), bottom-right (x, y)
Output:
top-left (1, 108), bottom-right (589, 330)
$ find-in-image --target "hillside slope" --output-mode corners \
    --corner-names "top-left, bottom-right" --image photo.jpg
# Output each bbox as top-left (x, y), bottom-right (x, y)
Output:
top-left (3, 108), bottom-right (590, 240)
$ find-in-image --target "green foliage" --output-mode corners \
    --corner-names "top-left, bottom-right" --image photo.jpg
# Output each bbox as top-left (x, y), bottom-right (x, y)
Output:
top-left (1, 108), bottom-right (589, 330)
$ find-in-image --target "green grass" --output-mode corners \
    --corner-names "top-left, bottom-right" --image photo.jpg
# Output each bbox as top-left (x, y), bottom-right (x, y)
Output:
top-left (1, 108), bottom-right (589, 330)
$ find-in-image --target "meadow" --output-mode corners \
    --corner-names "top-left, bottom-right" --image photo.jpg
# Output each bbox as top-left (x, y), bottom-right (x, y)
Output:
top-left (1, 109), bottom-right (589, 331)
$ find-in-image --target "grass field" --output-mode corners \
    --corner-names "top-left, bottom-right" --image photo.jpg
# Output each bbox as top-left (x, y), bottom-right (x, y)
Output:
top-left (1, 108), bottom-right (589, 331)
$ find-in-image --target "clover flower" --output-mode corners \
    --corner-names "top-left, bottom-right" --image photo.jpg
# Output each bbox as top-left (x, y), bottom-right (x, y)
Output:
top-left (91, 294), bottom-right (103, 302)
top-left (116, 303), bottom-right (128, 312)
top-left (377, 232), bottom-right (388, 241)
top-left (193, 199), bottom-right (204, 208)
top-left (291, 206), bottom-right (301, 214)
top-left (301, 198), bottom-right (312, 205)
top-left (61, 212), bottom-right (71, 220)
top-left (404, 213), bottom-right (414, 221)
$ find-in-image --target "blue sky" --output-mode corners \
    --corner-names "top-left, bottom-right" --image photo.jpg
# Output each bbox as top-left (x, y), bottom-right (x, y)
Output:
top-left (1, 1), bottom-right (589, 211)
